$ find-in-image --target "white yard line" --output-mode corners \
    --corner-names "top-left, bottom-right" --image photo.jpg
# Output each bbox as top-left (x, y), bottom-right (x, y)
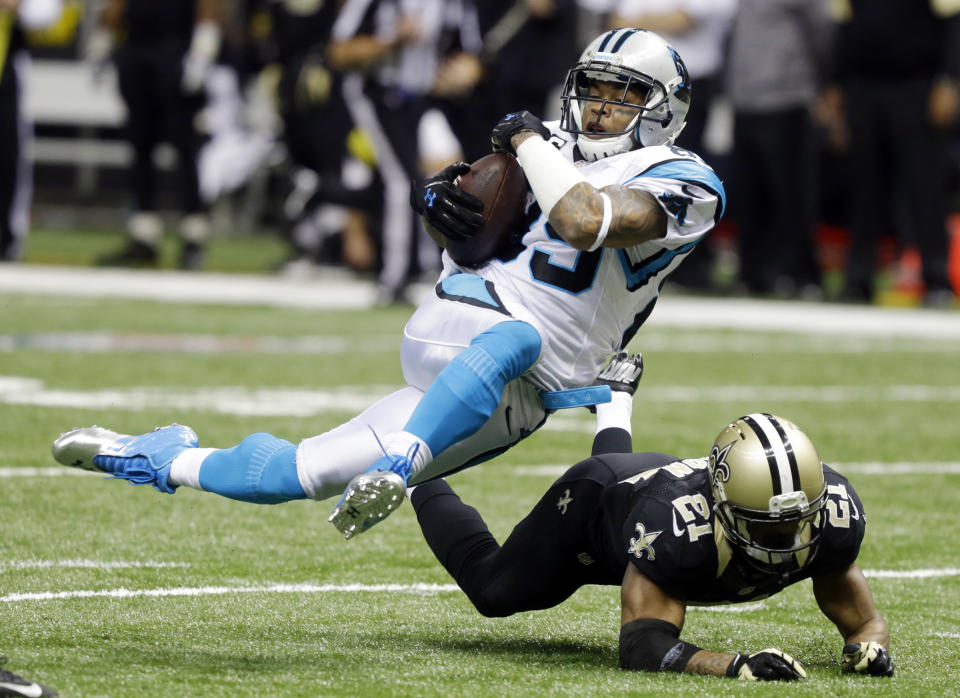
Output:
top-left (0, 264), bottom-right (390, 310)
top-left (0, 467), bottom-right (98, 477)
top-left (2, 264), bottom-right (958, 339)
top-left (7, 462), bottom-right (959, 481)
top-left (828, 462), bottom-right (960, 475)
top-left (1, 570), bottom-right (955, 605)
top-left (0, 332), bottom-right (397, 354)
top-left (512, 463), bottom-right (960, 477)
top-left (0, 583), bottom-right (459, 603)
top-left (1, 559), bottom-right (190, 569)
top-left (863, 568), bottom-right (960, 579)
top-left (0, 331), bottom-right (954, 355)
top-left (3, 379), bottom-right (960, 420)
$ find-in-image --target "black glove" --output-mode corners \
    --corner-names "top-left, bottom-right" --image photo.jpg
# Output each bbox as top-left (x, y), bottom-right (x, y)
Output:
top-left (410, 162), bottom-right (484, 241)
top-left (841, 642), bottom-right (895, 676)
top-left (726, 649), bottom-right (806, 681)
top-left (490, 110), bottom-right (550, 156)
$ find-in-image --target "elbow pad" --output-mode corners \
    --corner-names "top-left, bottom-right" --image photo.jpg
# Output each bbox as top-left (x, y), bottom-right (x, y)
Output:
top-left (619, 618), bottom-right (702, 672)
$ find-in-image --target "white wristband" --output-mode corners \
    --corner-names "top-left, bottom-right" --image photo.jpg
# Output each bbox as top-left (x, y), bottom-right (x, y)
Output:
top-left (595, 390), bottom-right (634, 434)
top-left (515, 136), bottom-right (587, 218)
top-left (588, 192), bottom-right (612, 251)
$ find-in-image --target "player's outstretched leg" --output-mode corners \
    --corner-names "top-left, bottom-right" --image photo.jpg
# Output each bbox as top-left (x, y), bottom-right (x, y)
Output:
top-left (51, 424), bottom-right (197, 494)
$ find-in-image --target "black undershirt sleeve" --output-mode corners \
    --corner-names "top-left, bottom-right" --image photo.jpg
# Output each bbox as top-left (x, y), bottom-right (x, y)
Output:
top-left (619, 618), bottom-right (703, 672)
top-left (592, 426), bottom-right (632, 456)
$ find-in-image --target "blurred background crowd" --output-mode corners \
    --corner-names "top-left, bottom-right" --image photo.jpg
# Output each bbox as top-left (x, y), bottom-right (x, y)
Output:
top-left (2, 0), bottom-right (959, 307)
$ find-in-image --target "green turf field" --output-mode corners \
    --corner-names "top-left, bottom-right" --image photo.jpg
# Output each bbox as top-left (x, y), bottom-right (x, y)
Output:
top-left (1, 284), bottom-right (958, 697)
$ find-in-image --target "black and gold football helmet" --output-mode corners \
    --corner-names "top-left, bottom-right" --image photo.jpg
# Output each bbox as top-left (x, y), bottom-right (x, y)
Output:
top-left (708, 413), bottom-right (827, 573)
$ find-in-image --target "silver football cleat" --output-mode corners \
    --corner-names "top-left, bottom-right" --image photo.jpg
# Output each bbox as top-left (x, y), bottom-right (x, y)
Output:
top-left (52, 425), bottom-right (125, 470)
top-left (329, 470), bottom-right (407, 539)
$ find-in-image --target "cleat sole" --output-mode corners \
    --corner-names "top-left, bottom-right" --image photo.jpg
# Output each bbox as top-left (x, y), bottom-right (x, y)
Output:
top-left (329, 471), bottom-right (406, 539)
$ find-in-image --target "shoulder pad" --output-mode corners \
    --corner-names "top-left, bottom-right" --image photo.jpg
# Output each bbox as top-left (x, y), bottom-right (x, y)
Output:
top-left (622, 480), bottom-right (717, 586)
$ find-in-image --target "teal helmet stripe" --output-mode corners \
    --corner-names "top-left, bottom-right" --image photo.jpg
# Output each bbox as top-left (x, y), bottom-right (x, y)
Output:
top-left (596, 29), bottom-right (619, 52)
top-left (610, 28), bottom-right (641, 52)
top-left (597, 28), bottom-right (642, 53)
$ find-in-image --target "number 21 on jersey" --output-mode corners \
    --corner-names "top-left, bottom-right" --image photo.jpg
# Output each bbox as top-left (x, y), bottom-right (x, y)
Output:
top-left (671, 493), bottom-right (712, 542)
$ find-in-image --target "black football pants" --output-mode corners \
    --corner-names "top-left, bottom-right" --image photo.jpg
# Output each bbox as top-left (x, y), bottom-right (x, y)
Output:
top-left (843, 78), bottom-right (952, 294)
top-left (411, 454), bottom-right (666, 617)
top-left (733, 107), bottom-right (820, 292)
top-left (114, 40), bottom-right (203, 215)
top-left (0, 52), bottom-right (25, 261)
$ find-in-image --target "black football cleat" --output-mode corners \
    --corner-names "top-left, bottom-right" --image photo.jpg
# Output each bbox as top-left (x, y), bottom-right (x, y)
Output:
top-left (0, 661), bottom-right (58, 697)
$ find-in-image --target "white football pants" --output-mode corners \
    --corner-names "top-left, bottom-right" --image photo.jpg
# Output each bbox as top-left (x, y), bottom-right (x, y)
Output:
top-left (296, 288), bottom-right (548, 500)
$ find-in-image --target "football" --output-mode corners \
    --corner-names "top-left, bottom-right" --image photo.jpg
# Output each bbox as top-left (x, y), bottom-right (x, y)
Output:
top-left (444, 152), bottom-right (529, 266)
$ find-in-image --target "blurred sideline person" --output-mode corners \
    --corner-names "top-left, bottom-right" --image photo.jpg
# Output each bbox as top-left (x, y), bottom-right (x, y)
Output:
top-left (0, 0), bottom-right (62, 261)
top-left (831, 0), bottom-right (960, 307)
top-left (0, 657), bottom-right (57, 697)
top-left (726, 0), bottom-right (834, 299)
top-left (459, 0), bottom-right (579, 164)
top-left (610, 0), bottom-right (735, 292)
top-left (243, 0), bottom-right (373, 271)
top-left (414, 403), bottom-right (894, 681)
top-left (328, 0), bottom-right (484, 305)
top-left (93, 0), bottom-right (221, 270)
top-left (52, 30), bottom-right (724, 544)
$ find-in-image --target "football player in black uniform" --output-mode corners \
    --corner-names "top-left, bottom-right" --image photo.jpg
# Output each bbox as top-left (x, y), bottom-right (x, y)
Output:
top-left (412, 383), bottom-right (893, 681)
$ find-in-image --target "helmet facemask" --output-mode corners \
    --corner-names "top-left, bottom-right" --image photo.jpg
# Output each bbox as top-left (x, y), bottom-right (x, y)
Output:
top-left (714, 485), bottom-right (827, 573)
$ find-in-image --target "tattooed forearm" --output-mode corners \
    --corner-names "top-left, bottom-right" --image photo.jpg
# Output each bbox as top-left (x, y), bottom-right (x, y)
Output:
top-left (548, 182), bottom-right (667, 250)
top-left (684, 650), bottom-right (737, 677)
top-left (604, 185), bottom-right (667, 246)
top-left (548, 182), bottom-right (602, 249)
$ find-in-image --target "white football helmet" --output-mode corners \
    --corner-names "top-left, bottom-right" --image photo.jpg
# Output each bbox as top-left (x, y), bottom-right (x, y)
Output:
top-left (560, 28), bottom-right (691, 161)
top-left (708, 413), bottom-right (827, 573)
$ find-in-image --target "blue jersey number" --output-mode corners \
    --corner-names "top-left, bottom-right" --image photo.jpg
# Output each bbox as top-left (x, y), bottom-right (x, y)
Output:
top-left (528, 223), bottom-right (602, 295)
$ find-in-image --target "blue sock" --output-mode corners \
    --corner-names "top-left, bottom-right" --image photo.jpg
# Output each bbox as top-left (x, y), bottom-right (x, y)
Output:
top-left (404, 320), bottom-right (541, 456)
top-left (198, 433), bottom-right (305, 504)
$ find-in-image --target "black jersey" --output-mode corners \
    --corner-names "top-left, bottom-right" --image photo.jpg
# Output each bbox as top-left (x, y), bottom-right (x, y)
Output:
top-left (124, 0), bottom-right (196, 42)
top-left (0, 21), bottom-right (24, 95)
top-left (590, 454), bottom-right (865, 604)
top-left (267, 0), bottom-right (338, 63)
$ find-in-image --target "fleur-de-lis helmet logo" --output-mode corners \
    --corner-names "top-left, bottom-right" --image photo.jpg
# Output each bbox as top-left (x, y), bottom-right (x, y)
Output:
top-left (710, 441), bottom-right (735, 486)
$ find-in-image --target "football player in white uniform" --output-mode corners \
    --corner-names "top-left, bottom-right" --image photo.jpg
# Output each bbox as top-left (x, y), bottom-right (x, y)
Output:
top-left (52, 29), bottom-right (725, 539)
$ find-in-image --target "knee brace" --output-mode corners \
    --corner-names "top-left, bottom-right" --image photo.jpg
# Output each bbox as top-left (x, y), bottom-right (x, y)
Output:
top-left (198, 433), bottom-right (304, 504)
top-left (404, 320), bottom-right (541, 456)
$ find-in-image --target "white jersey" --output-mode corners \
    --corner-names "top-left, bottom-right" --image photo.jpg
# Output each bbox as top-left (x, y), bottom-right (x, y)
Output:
top-left (440, 123), bottom-right (725, 392)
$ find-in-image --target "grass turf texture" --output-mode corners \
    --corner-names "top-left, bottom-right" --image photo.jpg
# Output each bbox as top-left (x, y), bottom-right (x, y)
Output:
top-left (1, 291), bottom-right (958, 696)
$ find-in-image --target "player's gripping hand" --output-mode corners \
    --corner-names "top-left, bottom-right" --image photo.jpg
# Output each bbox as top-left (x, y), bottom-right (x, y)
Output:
top-left (410, 162), bottom-right (484, 241)
top-left (841, 641), bottom-right (894, 676)
top-left (491, 111), bottom-right (550, 155)
top-left (726, 649), bottom-right (807, 681)
top-left (595, 352), bottom-right (644, 396)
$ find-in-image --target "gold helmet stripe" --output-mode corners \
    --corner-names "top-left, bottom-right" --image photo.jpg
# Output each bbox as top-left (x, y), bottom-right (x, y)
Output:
top-left (741, 414), bottom-right (800, 495)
